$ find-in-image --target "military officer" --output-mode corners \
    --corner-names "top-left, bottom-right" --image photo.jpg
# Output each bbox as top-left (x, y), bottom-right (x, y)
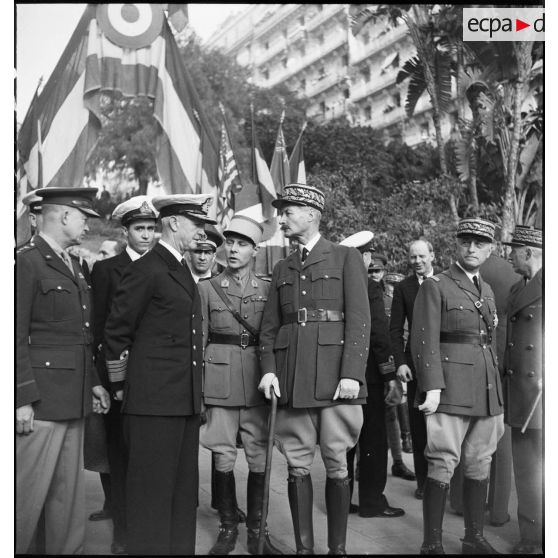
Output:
top-left (89, 195), bottom-right (158, 554)
top-left (368, 254), bottom-right (388, 285)
top-left (411, 218), bottom-right (504, 555)
top-left (16, 187), bottom-right (110, 554)
top-left (187, 224), bottom-right (223, 282)
top-left (22, 190), bottom-right (44, 239)
top-left (259, 184), bottom-right (371, 555)
top-left (199, 215), bottom-right (280, 555)
top-left (503, 226), bottom-right (543, 555)
top-left (104, 193), bottom-right (215, 555)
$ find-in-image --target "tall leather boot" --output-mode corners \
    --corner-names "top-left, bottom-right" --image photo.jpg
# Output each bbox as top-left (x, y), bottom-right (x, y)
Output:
top-left (325, 477), bottom-right (351, 556)
top-left (209, 471), bottom-right (240, 555)
top-left (461, 478), bottom-right (499, 554)
top-left (246, 471), bottom-right (282, 555)
top-left (420, 477), bottom-right (449, 555)
top-left (287, 475), bottom-right (314, 555)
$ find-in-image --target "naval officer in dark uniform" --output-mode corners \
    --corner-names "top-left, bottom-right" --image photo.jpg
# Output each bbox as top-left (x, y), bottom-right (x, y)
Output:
top-left (104, 193), bottom-right (215, 555)
top-left (503, 226), bottom-right (543, 555)
top-left (259, 183), bottom-right (371, 555)
top-left (90, 195), bottom-right (158, 554)
top-left (16, 187), bottom-right (110, 554)
top-left (411, 218), bottom-right (504, 555)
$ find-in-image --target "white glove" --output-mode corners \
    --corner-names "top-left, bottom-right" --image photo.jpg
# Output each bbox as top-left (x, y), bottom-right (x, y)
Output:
top-left (396, 364), bottom-right (413, 382)
top-left (258, 373), bottom-right (281, 399)
top-left (333, 378), bottom-right (360, 400)
top-left (418, 390), bottom-right (441, 415)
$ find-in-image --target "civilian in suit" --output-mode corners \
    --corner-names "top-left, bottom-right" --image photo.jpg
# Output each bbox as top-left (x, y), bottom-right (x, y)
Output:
top-left (411, 219), bottom-right (504, 555)
top-left (104, 193), bottom-right (215, 555)
top-left (390, 239), bottom-right (435, 499)
top-left (259, 186), bottom-right (371, 555)
top-left (503, 226), bottom-right (543, 555)
top-left (89, 196), bottom-right (158, 554)
top-left (16, 187), bottom-right (110, 554)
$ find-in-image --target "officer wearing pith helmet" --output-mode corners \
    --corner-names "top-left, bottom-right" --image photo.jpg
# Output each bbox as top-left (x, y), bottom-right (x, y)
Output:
top-left (259, 184), bottom-right (371, 555)
top-left (411, 218), bottom-right (503, 555)
top-left (89, 195), bottom-right (159, 554)
top-left (104, 193), bottom-right (215, 555)
top-left (187, 224), bottom-right (224, 283)
top-left (16, 187), bottom-right (110, 554)
top-left (198, 215), bottom-right (280, 555)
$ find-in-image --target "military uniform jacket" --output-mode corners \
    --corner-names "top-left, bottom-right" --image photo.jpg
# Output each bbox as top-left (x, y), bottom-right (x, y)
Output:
top-left (16, 235), bottom-right (98, 420)
top-left (198, 270), bottom-right (269, 407)
top-left (503, 269), bottom-right (542, 430)
top-left (410, 263), bottom-right (503, 416)
top-left (90, 250), bottom-right (132, 387)
top-left (104, 242), bottom-right (203, 416)
top-left (259, 237), bottom-right (371, 408)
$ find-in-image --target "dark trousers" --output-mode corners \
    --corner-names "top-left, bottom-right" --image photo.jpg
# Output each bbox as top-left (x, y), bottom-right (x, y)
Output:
top-left (407, 378), bottom-right (428, 489)
top-left (357, 383), bottom-right (388, 513)
top-left (123, 414), bottom-right (200, 555)
top-left (99, 472), bottom-right (111, 512)
top-left (104, 401), bottom-right (127, 543)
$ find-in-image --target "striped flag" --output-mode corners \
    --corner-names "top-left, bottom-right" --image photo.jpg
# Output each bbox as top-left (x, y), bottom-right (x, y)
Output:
top-left (16, 5), bottom-right (220, 223)
top-left (216, 105), bottom-right (242, 229)
top-left (289, 122), bottom-right (307, 184)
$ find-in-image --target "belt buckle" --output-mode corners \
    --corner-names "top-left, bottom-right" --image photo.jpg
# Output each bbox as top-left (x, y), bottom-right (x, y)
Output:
top-left (297, 307), bottom-right (308, 323)
top-left (240, 332), bottom-right (249, 349)
top-left (474, 300), bottom-right (482, 309)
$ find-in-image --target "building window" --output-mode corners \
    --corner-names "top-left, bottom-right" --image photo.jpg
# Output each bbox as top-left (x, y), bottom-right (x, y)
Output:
top-left (365, 105), bottom-right (372, 120)
top-left (320, 101), bottom-right (327, 116)
top-left (263, 68), bottom-right (269, 80)
top-left (361, 67), bottom-right (371, 82)
top-left (344, 89), bottom-right (350, 99)
top-left (362, 31), bottom-right (370, 45)
top-left (317, 4), bottom-right (323, 12)
top-left (301, 78), bottom-right (306, 91)
top-left (283, 28), bottom-right (288, 39)
top-left (282, 56), bottom-right (288, 68)
top-left (342, 53), bottom-right (349, 66)
top-left (318, 66), bottom-right (326, 79)
top-left (264, 41), bottom-right (269, 50)
top-left (393, 92), bottom-right (401, 107)
top-left (318, 33), bottom-right (324, 45)
top-left (300, 44), bottom-right (306, 57)
top-left (299, 15), bottom-right (305, 26)
top-left (421, 122), bottom-right (430, 139)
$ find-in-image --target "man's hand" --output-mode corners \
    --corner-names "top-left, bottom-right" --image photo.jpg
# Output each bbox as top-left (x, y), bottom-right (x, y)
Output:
top-left (418, 390), bottom-right (441, 415)
top-left (16, 404), bottom-right (34, 435)
top-left (259, 373), bottom-right (281, 399)
top-left (384, 379), bottom-right (402, 407)
top-left (92, 385), bottom-right (111, 414)
top-left (113, 390), bottom-right (124, 402)
top-left (333, 378), bottom-right (360, 400)
top-left (396, 364), bottom-right (413, 383)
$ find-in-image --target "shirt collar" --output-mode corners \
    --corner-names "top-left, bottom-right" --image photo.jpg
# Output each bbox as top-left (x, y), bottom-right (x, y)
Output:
top-left (191, 269), bottom-right (211, 284)
top-left (300, 232), bottom-right (321, 255)
top-left (158, 240), bottom-right (183, 263)
top-left (416, 269), bottom-right (434, 283)
top-left (455, 261), bottom-right (479, 283)
top-left (39, 232), bottom-right (67, 258)
top-left (126, 245), bottom-right (143, 262)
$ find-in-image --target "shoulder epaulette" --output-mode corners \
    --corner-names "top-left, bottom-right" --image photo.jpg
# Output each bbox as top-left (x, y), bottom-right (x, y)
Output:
top-left (16, 243), bottom-right (36, 254)
top-left (431, 275), bottom-right (441, 282)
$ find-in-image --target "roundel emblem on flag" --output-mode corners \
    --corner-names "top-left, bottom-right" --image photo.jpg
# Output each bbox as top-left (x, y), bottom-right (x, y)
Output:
top-left (97, 4), bottom-right (164, 50)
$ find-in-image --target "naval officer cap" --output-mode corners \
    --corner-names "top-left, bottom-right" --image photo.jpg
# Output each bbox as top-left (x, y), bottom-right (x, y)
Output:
top-left (339, 230), bottom-right (374, 253)
top-left (384, 272), bottom-right (405, 284)
top-left (223, 215), bottom-right (264, 246)
top-left (502, 225), bottom-right (542, 249)
top-left (22, 191), bottom-right (43, 214)
top-left (35, 187), bottom-right (100, 217)
top-left (112, 195), bottom-right (158, 226)
top-left (456, 218), bottom-right (496, 242)
top-left (194, 224), bottom-right (224, 251)
top-left (152, 193), bottom-right (217, 224)
top-left (272, 183), bottom-right (325, 212)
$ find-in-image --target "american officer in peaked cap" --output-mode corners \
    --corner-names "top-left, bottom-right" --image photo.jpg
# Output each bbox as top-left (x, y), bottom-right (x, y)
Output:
top-left (198, 215), bottom-right (280, 555)
top-left (411, 218), bottom-right (504, 554)
top-left (103, 193), bottom-right (215, 555)
top-left (503, 226), bottom-right (543, 554)
top-left (16, 187), bottom-right (110, 554)
top-left (258, 184), bottom-right (371, 555)
top-left (89, 195), bottom-right (158, 554)
top-left (20, 190), bottom-right (44, 245)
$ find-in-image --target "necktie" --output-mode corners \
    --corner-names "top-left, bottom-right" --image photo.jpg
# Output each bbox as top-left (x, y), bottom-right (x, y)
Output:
top-left (180, 258), bottom-right (187, 267)
top-left (60, 251), bottom-right (74, 275)
top-left (473, 275), bottom-right (480, 292)
top-left (301, 247), bottom-right (309, 263)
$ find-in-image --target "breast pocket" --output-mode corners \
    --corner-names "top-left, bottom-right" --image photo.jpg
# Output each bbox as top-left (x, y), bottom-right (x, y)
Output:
top-left (209, 306), bottom-right (233, 331)
top-left (446, 297), bottom-right (475, 331)
top-left (277, 275), bottom-right (295, 308)
top-left (40, 279), bottom-right (76, 322)
top-left (311, 268), bottom-right (342, 300)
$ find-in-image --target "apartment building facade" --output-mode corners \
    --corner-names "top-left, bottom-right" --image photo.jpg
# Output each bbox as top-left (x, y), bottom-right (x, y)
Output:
top-left (206, 4), bottom-right (456, 146)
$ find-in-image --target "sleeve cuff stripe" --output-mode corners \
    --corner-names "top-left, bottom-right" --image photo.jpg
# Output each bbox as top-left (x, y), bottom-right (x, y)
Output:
top-left (17, 380), bottom-right (36, 388)
top-left (109, 371), bottom-right (127, 382)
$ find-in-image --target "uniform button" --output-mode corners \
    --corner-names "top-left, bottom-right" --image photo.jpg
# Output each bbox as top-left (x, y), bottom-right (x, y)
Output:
top-left (82, 305), bottom-right (87, 310)
top-left (85, 322), bottom-right (90, 327)
top-left (301, 290), bottom-right (307, 295)
top-left (208, 357), bottom-right (212, 362)
top-left (340, 340), bottom-right (344, 344)
top-left (193, 361), bottom-right (197, 366)
top-left (431, 350), bottom-right (435, 354)
top-left (193, 345), bottom-right (196, 351)
top-left (192, 314), bottom-right (195, 318)
top-left (193, 329), bottom-right (196, 335)
top-left (422, 341), bottom-right (425, 345)
top-left (510, 317), bottom-right (517, 322)
top-left (57, 286), bottom-right (62, 290)
top-left (459, 305), bottom-right (463, 310)
top-left (244, 300), bottom-right (249, 304)
top-left (480, 330), bottom-right (485, 334)
top-left (45, 361), bottom-right (50, 367)
top-left (444, 357), bottom-right (449, 361)
top-left (301, 275), bottom-right (306, 280)
top-left (527, 344), bottom-right (534, 350)
top-left (487, 383), bottom-right (493, 389)
top-left (527, 314), bottom-right (534, 320)
top-left (359, 353), bottom-right (362, 357)
top-left (482, 345), bottom-right (487, 349)
top-left (301, 322), bottom-right (306, 327)
top-left (508, 342), bottom-right (514, 348)
top-left (325, 275), bottom-right (329, 279)
top-left (421, 327), bottom-right (425, 331)
top-left (244, 314), bottom-right (248, 319)
top-left (507, 369), bottom-right (514, 375)
top-left (425, 363), bottom-right (430, 367)
top-left (528, 371), bottom-right (535, 377)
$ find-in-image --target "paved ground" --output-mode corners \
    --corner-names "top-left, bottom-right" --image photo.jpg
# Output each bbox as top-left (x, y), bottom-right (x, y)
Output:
top-left (84, 446), bottom-right (521, 555)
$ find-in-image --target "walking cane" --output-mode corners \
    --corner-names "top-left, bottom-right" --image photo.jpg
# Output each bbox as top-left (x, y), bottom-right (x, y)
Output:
top-left (257, 386), bottom-right (278, 555)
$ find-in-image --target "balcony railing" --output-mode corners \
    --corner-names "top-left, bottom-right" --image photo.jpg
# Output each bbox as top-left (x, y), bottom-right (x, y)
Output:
top-left (306, 72), bottom-right (347, 99)
top-left (350, 25), bottom-right (408, 66)
top-left (305, 4), bottom-right (346, 33)
top-left (350, 71), bottom-right (398, 103)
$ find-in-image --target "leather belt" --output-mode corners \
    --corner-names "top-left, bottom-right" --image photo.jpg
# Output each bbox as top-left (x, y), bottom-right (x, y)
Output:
top-left (208, 332), bottom-right (259, 349)
top-left (283, 308), bottom-right (344, 324)
top-left (440, 332), bottom-right (492, 345)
